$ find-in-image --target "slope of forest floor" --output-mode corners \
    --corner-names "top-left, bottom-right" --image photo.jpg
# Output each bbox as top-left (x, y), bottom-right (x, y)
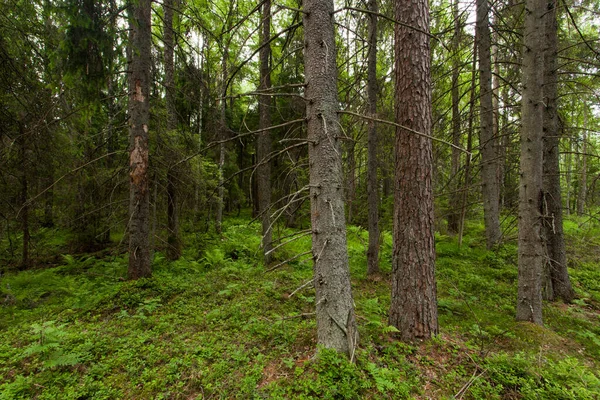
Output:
top-left (1, 215), bottom-right (600, 399)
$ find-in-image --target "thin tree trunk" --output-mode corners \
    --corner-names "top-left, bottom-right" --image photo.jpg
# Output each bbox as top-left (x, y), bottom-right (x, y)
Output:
top-left (164, 0), bottom-right (181, 260)
top-left (542, 0), bottom-right (574, 303)
top-left (458, 40), bottom-right (478, 247)
top-left (258, 0), bottom-right (273, 265)
top-left (19, 123), bottom-right (29, 269)
top-left (127, 0), bottom-right (152, 280)
top-left (389, 0), bottom-right (438, 340)
top-left (448, 0), bottom-right (462, 234)
top-left (577, 111), bottom-right (587, 216)
top-left (477, 0), bottom-right (501, 248)
top-left (216, 48), bottom-right (228, 235)
top-left (366, 0), bottom-right (380, 276)
top-left (516, 0), bottom-right (545, 324)
top-left (303, 0), bottom-right (358, 357)
top-left (565, 137), bottom-right (572, 215)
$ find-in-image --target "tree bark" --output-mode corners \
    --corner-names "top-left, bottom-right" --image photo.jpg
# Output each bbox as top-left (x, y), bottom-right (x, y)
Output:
top-left (18, 122), bottom-right (30, 269)
top-left (366, 0), bottom-right (380, 276)
top-left (477, 0), bottom-right (501, 248)
top-left (577, 113), bottom-right (587, 216)
top-left (127, 0), bottom-right (152, 280)
top-left (258, 0), bottom-right (273, 265)
top-left (303, 0), bottom-right (358, 356)
top-left (164, 0), bottom-right (182, 260)
top-left (389, 0), bottom-right (438, 340)
top-left (516, 0), bottom-right (545, 324)
top-left (216, 48), bottom-right (228, 235)
top-left (542, 0), bottom-right (574, 303)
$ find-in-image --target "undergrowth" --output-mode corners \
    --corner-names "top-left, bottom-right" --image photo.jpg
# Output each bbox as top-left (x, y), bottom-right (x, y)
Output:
top-left (1, 216), bottom-right (599, 399)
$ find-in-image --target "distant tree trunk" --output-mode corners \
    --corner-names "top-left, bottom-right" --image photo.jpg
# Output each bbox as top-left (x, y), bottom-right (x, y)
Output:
top-left (447, 0), bottom-right (462, 234)
top-left (516, 0), bottom-right (544, 324)
top-left (257, 0), bottom-right (273, 265)
top-left (389, 0), bottom-right (438, 340)
top-left (18, 122), bottom-right (30, 269)
top-left (127, 0), bottom-right (152, 280)
top-left (303, 0), bottom-right (358, 356)
top-left (577, 112), bottom-right (587, 216)
top-left (216, 48), bottom-right (228, 235)
top-left (565, 136), bottom-right (572, 215)
top-left (346, 142), bottom-right (356, 224)
top-left (459, 38), bottom-right (478, 246)
top-left (366, 0), bottom-right (380, 276)
top-left (164, 0), bottom-right (182, 260)
top-left (477, 0), bottom-right (501, 248)
top-left (542, 0), bottom-right (574, 303)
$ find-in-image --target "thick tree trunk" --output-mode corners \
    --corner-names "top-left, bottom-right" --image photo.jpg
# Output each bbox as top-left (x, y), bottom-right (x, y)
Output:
top-left (164, 0), bottom-right (182, 260)
top-left (257, 0), bottom-right (273, 265)
top-left (542, 0), bottom-right (574, 303)
top-left (477, 0), bottom-right (501, 248)
top-left (448, 0), bottom-right (462, 234)
top-left (303, 0), bottom-right (358, 356)
top-left (516, 0), bottom-right (545, 324)
top-left (366, 0), bottom-right (380, 276)
top-left (127, 0), bottom-right (152, 280)
top-left (389, 0), bottom-right (438, 340)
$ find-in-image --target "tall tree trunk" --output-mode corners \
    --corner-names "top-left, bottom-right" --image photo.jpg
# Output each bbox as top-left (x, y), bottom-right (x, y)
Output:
top-left (448, 0), bottom-right (462, 234)
top-left (459, 38), bottom-right (479, 247)
top-left (164, 0), bottom-right (182, 260)
top-left (542, 0), bottom-right (574, 303)
top-left (257, 0), bottom-right (273, 265)
top-left (477, 0), bottom-right (501, 248)
top-left (216, 49), bottom-right (228, 235)
top-left (565, 136), bottom-right (572, 215)
top-left (303, 0), bottom-right (358, 356)
top-left (127, 0), bottom-right (152, 280)
top-left (516, 0), bottom-right (545, 324)
top-left (577, 111), bottom-right (587, 216)
top-left (366, 0), bottom-right (380, 276)
top-left (389, 0), bottom-right (438, 340)
top-left (19, 122), bottom-right (30, 269)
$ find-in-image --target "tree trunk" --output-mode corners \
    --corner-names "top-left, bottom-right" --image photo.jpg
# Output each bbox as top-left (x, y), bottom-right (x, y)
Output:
top-left (389, 0), bottom-right (438, 340)
top-left (216, 49), bottom-right (228, 235)
top-left (542, 0), bottom-right (574, 303)
top-left (164, 0), bottom-right (182, 260)
top-left (127, 0), bottom-right (152, 280)
top-left (257, 0), bottom-right (273, 265)
top-left (366, 0), bottom-right (380, 276)
top-left (477, 0), bottom-right (501, 248)
top-left (303, 0), bottom-right (358, 356)
top-left (19, 122), bottom-right (30, 269)
top-left (448, 0), bottom-right (462, 234)
top-left (516, 0), bottom-right (545, 324)
top-left (577, 112), bottom-right (587, 216)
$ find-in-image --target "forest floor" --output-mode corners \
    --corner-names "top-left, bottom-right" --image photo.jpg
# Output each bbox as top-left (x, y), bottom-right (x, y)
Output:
top-left (1, 215), bottom-right (600, 399)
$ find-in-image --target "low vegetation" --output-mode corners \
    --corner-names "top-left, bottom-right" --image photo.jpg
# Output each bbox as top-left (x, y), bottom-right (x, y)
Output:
top-left (1, 215), bottom-right (599, 399)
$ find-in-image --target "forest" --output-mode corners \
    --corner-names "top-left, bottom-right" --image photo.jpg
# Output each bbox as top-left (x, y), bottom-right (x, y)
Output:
top-left (1, 0), bottom-right (600, 398)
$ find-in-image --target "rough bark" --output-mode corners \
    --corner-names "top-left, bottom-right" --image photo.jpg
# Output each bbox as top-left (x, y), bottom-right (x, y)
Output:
top-left (516, 0), bottom-right (545, 324)
top-left (477, 0), bottom-right (501, 248)
top-left (542, 0), bottom-right (574, 303)
top-left (366, 0), bottom-right (380, 276)
top-left (127, 0), bottom-right (152, 280)
top-left (164, 0), bottom-right (182, 260)
top-left (303, 0), bottom-right (358, 356)
top-left (389, 0), bottom-right (438, 340)
top-left (448, 0), bottom-right (462, 234)
top-left (257, 0), bottom-right (273, 265)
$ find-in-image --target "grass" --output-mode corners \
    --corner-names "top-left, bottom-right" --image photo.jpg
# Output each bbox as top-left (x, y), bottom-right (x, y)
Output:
top-left (1, 215), bottom-right (599, 399)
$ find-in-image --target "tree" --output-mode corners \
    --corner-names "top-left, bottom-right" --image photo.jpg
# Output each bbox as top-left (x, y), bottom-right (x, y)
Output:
top-left (477, 0), bottom-right (501, 248)
top-left (164, 0), bottom-right (182, 260)
top-left (516, 0), bottom-right (545, 324)
top-left (541, 0), bottom-right (574, 303)
top-left (366, 0), bottom-right (379, 277)
top-left (304, 0), bottom-right (358, 356)
top-left (127, 0), bottom-right (152, 280)
top-left (257, 0), bottom-right (273, 265)
top-left (389, 0), bottom-right (438, 340)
